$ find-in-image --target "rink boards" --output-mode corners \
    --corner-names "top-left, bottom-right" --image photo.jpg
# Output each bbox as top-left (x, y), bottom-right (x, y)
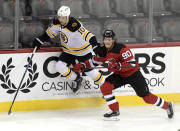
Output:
top-left (0, 45), bottom-right (180, 112)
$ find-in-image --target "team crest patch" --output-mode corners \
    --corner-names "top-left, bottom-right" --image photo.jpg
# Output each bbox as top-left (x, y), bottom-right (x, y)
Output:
top-left (60, 31), bottom-right (68, 43)
top-left (72, 22), bottom-right (77, 27)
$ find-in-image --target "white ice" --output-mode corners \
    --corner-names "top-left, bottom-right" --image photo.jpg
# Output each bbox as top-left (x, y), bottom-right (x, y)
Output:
top-left (0, 104), bottom-right (180, 131)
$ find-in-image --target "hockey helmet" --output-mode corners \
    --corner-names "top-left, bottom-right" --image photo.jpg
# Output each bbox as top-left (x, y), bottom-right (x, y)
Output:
top-left (57, 6), bottom-right (71, 17)
top-left (103, 30), bottom-right (115, 39)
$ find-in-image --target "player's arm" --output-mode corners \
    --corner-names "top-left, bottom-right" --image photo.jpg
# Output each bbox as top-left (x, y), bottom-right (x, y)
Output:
top-left (73, 55), bottom-right (106, 73)
top-left (116, 46), bottom-right (138, 72)
top-left (107, 45), bottom-right (138, 73)
top-left (119, 46), bottom-right (137, 70)
top-left (79, 21), bottom-right (106, 57)
top-left (32, 18), bottom-right (60, 50)
top-left (89, 36), bottom-right (107, 57)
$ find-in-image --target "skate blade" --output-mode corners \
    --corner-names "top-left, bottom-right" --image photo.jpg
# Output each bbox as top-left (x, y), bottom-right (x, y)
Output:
top-left (72, 85), bottom-right (81, 95)
top-left (166, 102), bottom-right (174, 119)
top-left (73, 79), bottom-right (84, 95)
top-left (169, 102), bottom-right (175, 119)
top-left (74, 90), bottom-right (80, 95)
top-left (103, 116), bottom-right (120, 121)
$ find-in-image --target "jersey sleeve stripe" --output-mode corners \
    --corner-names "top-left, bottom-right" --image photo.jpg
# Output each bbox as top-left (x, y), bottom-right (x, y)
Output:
top-left (46, 29), bottom-right (54, 38)
top-left (48, 28), bottom-right (58, 36)
top-left (127, 58), bottom-right (136, 67)
top-left (85, 32), bottom-right (91, 41)
top-left (86, 33), bottom-right (93, 42)
top-left (54, 24), bottom-right (61, 27)
top-left (83, 30), bottom-right (89, 40)
top-left (46, 27), bottom-right (58, 38)
top-left (64, 28), bottom-right (72, 33)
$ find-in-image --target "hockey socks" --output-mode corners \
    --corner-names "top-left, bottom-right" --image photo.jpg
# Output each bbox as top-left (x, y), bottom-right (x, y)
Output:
top-left (143, 93), bottom-right (168, 109)
top-left (101, 82), bottom-right (119, 111)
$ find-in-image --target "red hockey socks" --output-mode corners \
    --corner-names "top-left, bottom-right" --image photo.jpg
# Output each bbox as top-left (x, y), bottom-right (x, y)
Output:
top-left (103, 94), bottom-right (119, 111)
top-left (101, 82), bottom-right (119, 111)
top-left (143, 93), bottom-right (168, 109)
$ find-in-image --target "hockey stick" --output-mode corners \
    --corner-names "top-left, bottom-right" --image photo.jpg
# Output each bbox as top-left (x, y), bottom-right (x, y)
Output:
top-left (8, 47), bottom-right (37, 115)
top-left (88, 65), bottom-right (156, 70)
top-left (84, 59), bottom-right (157, 70)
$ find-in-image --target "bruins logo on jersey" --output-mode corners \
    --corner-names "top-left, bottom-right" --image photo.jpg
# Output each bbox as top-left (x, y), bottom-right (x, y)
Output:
top-left (60, 31), bottom-right (68, 43)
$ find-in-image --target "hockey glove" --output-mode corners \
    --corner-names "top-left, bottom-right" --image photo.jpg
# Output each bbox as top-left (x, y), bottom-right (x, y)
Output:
top-left (107, 58), bottom-right (121, 73)
top-left (32, 38), bottom-right (43, 50)
top-left (73, 63), bottom-right (86, 73)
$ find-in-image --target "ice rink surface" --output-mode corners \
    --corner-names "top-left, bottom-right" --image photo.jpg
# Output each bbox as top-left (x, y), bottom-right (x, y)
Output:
top-left (0, 104), bottom-right (179, 131)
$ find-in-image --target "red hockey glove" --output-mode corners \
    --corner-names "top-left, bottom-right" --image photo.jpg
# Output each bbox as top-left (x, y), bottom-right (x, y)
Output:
top-left (107, 59), bottom-right (121, 73)
top-left (73, 63), bottom-right (86, 73)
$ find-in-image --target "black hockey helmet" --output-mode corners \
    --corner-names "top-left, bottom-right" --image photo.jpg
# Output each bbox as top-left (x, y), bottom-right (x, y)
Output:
top-left (103, 30), bottom-right (115, 39)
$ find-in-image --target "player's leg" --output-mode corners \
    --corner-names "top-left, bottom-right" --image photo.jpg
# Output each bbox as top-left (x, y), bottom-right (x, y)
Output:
top-left (85, 70), bottom-right (105, 86)
top-left (127, 71), bottom-right (174, 119)
top-left (77, 53), bottom-right (105, 87)
top-left (100, 81), bottom-right (119, 120)
top-left (56, 52), bottom-right (82, 93)
top-left (143, 93), bottom-right (174, 119)
top-left (100, 74), bottom-right (124, 120)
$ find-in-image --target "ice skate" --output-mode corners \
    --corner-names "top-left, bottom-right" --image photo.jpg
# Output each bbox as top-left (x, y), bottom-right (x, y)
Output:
top-left (103, 110), bottom-right (120, 121)
top-left (72, 74), bottom-right (83, 94)
top-left (166, 102), bottom-right (174, 119)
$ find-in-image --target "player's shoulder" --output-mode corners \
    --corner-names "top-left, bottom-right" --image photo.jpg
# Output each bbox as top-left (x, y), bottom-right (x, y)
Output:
top-left (65, 17), bottom-right (81, 32)
top-left (111, 43), bottom-right (126, 53)
top-left (116, 43), bottom-right (126, 49)
top-left (52, 18), bottom-right (61, 26)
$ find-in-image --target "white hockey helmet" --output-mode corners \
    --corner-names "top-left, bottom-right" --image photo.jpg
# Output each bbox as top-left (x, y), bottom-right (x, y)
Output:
top-left (57, 6), bottom-right (71, 17)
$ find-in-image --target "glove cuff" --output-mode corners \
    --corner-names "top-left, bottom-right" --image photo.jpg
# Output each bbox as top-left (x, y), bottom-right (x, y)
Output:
top-left (118, 62), bottom-right (121, 70)
top-left (80, 62), bottom-right (86, 69)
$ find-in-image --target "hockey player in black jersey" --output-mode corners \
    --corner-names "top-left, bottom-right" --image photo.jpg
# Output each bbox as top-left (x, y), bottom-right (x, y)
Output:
top-left (32, 6), bottom-right (105, 94)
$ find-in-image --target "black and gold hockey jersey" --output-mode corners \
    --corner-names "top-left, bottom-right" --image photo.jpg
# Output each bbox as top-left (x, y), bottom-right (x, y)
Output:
top-left (46, 17), bottom-right (95, 56)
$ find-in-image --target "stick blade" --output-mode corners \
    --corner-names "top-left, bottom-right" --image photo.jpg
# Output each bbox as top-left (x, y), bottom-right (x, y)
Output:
top-left (8, 109), bottom-right (12, 115)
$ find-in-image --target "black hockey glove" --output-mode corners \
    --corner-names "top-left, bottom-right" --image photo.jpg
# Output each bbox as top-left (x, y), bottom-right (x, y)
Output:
top-left (93, 45), bottom-right (107, 57)
top-left (32, 38), bottom-right (43, 50)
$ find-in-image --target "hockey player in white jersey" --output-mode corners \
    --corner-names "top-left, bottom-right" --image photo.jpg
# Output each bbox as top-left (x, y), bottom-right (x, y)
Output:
top-left (32, 6), bottom-right (105, 94)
